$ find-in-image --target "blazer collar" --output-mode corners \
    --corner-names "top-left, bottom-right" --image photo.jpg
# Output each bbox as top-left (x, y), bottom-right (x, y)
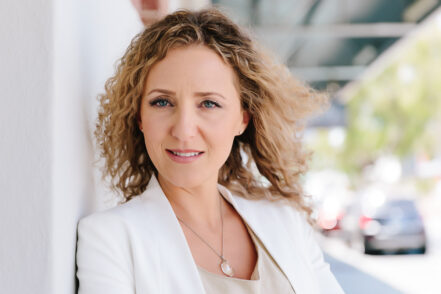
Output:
top-left (138, 175), bottom-right (206, 293)
top-left (217, 184), bottom-right (317, 294)
top-left (141, 175), bottom-right (316, 294)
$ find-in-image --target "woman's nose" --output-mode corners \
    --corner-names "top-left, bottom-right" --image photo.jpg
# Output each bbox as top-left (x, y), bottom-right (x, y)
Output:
top-left (170, 105), bottom-right (198, 141)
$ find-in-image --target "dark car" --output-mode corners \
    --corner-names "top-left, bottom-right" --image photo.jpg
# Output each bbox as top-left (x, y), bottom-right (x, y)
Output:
top-left (341, 198), bottom-right (427, 254)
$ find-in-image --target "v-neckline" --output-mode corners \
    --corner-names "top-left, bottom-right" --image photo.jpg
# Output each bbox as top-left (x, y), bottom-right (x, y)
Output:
top-left (195, 221), bottom-right (261, 282)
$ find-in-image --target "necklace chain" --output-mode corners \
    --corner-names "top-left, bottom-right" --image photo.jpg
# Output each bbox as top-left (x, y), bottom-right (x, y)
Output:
top-left (176, 193), bottom-right (225, 260)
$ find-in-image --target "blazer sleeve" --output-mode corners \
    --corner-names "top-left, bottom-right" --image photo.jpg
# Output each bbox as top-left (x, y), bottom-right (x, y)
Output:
top-left (298, 213), bottom-right (345, 294)
top-left (76, 213), bottom-right (135, 294)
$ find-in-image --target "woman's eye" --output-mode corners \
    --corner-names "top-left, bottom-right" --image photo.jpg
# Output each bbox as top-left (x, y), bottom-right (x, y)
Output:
top-left (201, 100), bottom-right (220, 109)
top-left (150, 98), bottom-right (171, 108)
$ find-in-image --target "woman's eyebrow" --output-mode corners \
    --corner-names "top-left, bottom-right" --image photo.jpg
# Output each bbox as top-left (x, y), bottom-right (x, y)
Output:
top-left (147, 88), bottom-right (174, 95)
top-left (195, 92), bottom-right (226, 100)
top-left (147, 88), bottom-right (226, 100)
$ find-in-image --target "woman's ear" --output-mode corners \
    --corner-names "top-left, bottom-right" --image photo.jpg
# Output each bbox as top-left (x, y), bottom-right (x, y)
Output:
top-left (137, 112), bottom-right (143, 132)
top-left (239, 110), bottom-right (250, 135)
top-left (243, 110), bottom-right (250, 125)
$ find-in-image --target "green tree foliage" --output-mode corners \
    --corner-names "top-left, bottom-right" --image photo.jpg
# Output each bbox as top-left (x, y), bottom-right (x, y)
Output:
top-left (340, 27), bottom-right (441, 175)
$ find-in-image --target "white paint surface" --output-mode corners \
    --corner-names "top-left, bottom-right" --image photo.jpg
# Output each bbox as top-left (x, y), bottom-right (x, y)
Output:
top-left (52, 1), bottom-right (141, 293)
top-left (1, 0), bottom-right (141, 293)
top-left (0, 0), bottom-right (53, 293)
top-left (1, 1), bottom-right (216, 292)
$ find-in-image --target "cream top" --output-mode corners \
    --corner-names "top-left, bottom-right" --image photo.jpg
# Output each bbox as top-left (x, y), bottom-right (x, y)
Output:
top-left (197, 223), bottom-right (296, 294)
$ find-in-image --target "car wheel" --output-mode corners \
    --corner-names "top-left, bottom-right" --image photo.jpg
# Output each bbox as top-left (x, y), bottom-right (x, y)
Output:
top-left (364, 239), bottom-right (382, 255)
top-left (417, 245), bottom-right (426, 254)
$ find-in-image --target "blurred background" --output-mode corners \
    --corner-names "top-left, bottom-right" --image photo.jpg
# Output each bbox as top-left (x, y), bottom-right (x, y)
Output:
top-left (207, 1), bottom-right (441, 293)
top-left (212, 1), bottom-right (441, 293)
top-left (1, 0), bottom-right (440, 293)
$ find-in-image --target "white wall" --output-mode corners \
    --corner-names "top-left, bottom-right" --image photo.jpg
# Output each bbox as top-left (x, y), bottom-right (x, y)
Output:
top-left (0, 0), bottom-right (142, 293)
top-left (52, 1), bottom-right (143, 293)
top-left (1, 1), bottom-right (213, 293)
top-left (0, 0), bottom-right (53, 293)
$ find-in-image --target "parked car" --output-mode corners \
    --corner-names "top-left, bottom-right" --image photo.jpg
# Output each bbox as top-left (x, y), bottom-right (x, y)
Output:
top-left (340, 198), bottom-right (427, 254)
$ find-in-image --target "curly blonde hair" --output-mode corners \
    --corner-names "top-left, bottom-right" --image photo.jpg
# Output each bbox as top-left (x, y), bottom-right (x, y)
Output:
top-left (96, 7), bottom-right (326, 218)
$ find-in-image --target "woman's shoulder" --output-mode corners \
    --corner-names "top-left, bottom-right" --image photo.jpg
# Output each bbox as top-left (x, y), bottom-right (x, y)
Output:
top-left (75, 197), bottom-right (153, 292)
top-left (232, 192), bottom-right (303, 216)
top-left (77, 183), bottom-right (179, 240)
top-left (221, 183), bottom-right (300, 214)
top-left (230, 192), bottom-right (308, 230)
top-left (76, 202), bottom-right (123, 234)
top-left (77, 194), bottom-right (154, 236)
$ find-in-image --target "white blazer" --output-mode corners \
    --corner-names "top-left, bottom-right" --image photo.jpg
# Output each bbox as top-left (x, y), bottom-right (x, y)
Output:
top-left (76, 175), bottom-right (344, 294)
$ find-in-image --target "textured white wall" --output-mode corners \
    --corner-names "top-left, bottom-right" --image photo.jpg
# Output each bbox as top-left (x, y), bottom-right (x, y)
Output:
top-left (0, 0), bottom-right (53, 293)
top-left (0, 0), bottom-right (141, 293)
top-left (52, 1), bottom-right (142, 293)
top-left (1, 1), bottom-right (213, 293)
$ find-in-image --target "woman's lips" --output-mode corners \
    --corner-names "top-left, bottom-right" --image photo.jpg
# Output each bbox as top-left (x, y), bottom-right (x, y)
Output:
top-left (166, 149), bottom-right (204, 163)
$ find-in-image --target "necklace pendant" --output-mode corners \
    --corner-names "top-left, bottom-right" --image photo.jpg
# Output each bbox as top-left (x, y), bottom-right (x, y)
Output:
top-left (220, 259), bottom-right (234, 277)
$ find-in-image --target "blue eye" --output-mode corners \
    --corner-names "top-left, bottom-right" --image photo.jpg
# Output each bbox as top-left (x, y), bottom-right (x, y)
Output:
top-left (150, 98), bottom-right (171, 108)
top-left (201, 100), bottom-right (220, 109)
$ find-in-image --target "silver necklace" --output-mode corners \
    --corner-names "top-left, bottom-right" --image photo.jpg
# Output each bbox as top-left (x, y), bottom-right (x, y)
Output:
top-left (176, 193), bottom-right (234, 277)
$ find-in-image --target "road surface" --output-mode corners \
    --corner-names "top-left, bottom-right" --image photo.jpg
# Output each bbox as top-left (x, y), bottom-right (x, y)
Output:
top-left (320, 217), bottom-right (441, 294)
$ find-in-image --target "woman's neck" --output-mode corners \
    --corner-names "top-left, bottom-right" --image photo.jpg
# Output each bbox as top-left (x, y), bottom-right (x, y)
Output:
top-left (157, 173), bottom-right (226, 229)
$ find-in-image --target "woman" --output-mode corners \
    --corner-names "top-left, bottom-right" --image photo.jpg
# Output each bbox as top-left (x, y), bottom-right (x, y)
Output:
top-left (76, 7), bottom-right (344, 294)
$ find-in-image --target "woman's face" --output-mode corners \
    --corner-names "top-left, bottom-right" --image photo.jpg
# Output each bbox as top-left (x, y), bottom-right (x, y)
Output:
top-left (139, 45), bottom-right (249, 188)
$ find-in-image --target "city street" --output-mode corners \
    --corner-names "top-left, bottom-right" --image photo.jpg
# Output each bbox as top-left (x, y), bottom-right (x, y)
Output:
top-left (320, 217), bottom-right (441, 294)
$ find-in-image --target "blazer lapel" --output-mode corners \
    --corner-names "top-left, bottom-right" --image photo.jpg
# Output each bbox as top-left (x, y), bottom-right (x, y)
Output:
top-left (141, 176), bottom-right (318, 294)
top-left (140, 175), bottom-right (206, 293)
top-left (218, 184), bottom-right (319, 294)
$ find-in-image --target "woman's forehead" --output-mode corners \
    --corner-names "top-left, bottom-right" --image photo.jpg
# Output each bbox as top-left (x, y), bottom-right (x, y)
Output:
top-left (145, 45), bottom-right (239, 94)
